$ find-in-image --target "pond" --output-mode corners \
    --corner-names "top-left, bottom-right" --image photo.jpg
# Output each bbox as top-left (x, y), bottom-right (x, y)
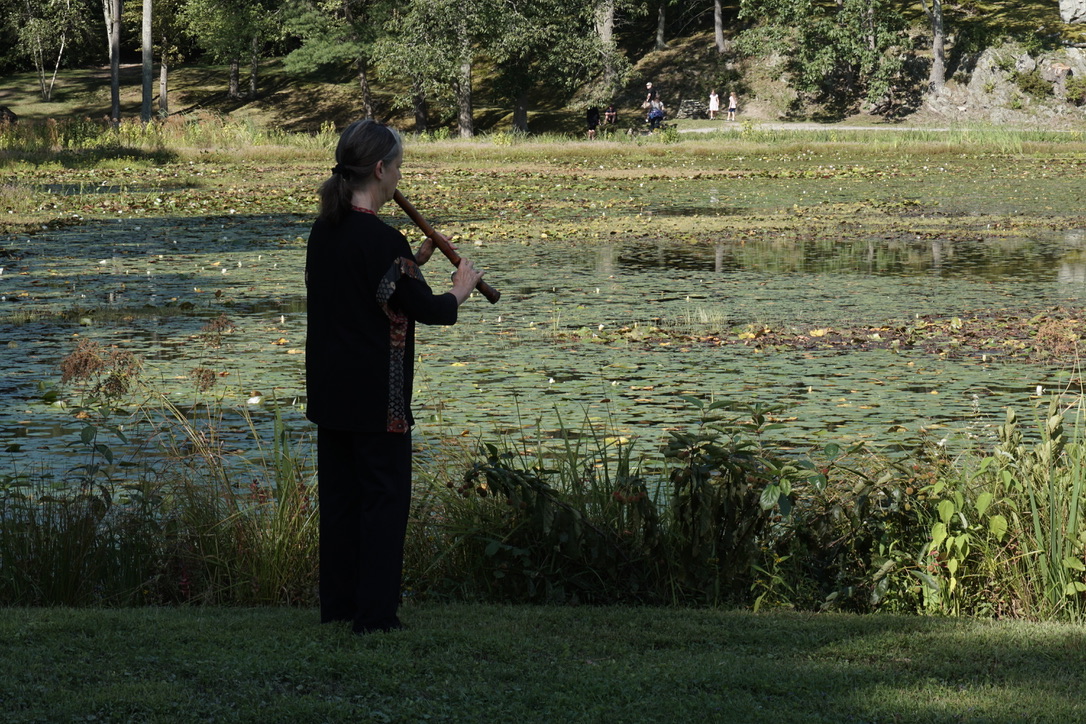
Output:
top-left (2, 204), bottom-right (1084, 479)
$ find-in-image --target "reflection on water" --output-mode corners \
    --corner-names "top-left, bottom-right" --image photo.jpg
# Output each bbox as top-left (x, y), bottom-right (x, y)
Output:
top-left (613, 230), bottom-right (1086, 283)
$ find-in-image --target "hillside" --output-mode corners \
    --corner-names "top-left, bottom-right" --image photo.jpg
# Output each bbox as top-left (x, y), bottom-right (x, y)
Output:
top-left (1, 4), bottom-right (1085, 134)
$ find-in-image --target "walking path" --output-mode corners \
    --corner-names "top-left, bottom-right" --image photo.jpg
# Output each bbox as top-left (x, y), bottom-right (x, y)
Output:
top-left (680, 121), bottom-right (952, 133)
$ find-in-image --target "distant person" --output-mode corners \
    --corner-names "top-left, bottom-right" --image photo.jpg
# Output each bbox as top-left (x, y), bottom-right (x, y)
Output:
top-left (647, 98), bottom-right (665, 130)
top-left (708, 91), bottom-right (720, 120)
top-left (643, 82), bottom-right (659, 108)
top-left (604, 104), bottom-right (618, 126)
top-left (586, 107), bottom-right (600, 140)
top-left (728, 91), bottom-right (739, 121)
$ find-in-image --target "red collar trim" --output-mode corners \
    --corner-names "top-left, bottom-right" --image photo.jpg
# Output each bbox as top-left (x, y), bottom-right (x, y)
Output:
top-left (351, 205), bottom-right (376, 215)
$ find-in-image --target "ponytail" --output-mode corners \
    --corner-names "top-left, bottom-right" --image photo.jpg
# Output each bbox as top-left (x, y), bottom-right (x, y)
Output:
top-left (317, 120), bottom-right (403, 226)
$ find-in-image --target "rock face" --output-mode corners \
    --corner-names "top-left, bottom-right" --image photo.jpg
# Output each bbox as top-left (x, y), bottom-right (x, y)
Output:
top-left (1061, 0), bottom-right (1086, 23)
top-left (677, 99), bottom-right (709, 119)
top-left (924, 46), bottom-right (1086, 126)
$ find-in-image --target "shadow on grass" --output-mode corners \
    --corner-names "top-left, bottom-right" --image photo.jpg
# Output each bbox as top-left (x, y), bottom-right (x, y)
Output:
top-left (2, 147), bottom-right (182, 168)
top-left (3, 605), bottom-right (1084, 722)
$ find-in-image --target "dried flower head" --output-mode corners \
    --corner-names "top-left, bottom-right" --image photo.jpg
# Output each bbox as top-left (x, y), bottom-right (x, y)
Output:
top-left (60, 338), bottom-right (106, 384)
top-left (190, 366), bottom-right (217, 392)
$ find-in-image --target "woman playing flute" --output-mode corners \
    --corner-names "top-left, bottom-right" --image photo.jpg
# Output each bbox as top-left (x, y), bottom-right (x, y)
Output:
top-left (305, 119), bottom-right (484, 634)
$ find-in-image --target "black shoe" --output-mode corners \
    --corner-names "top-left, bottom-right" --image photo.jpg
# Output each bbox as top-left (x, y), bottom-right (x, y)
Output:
top-left (354, 618), bottom-right (405, 635)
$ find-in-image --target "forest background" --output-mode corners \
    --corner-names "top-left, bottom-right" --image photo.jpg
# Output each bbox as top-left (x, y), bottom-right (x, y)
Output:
top-left (3, 1), bottom-right (1086, 137)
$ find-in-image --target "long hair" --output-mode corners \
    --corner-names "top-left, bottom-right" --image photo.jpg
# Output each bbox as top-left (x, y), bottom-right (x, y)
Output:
top-left (317, 119), bottom-right (403, 226)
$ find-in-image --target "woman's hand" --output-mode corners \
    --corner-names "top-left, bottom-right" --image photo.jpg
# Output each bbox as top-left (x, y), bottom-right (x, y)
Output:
top-left (414, 234), bottom-right (442, 266)
top-left (449, 258), bottom-right (484, 305)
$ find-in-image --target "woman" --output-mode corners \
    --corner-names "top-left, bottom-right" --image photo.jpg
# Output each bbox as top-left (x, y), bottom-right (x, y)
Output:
top-left (708, 90), bottom-right (720, 120)
top-left (305, 119), bottom-right (483, 634)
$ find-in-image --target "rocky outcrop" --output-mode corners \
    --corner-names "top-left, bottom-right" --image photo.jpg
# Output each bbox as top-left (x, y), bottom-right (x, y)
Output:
top-left (924, 46), bottom-right (1086, 126)
top-left (677, 99), bottom-right (709, 119)
top-left (1061, 0), bottom-right (1086, 24)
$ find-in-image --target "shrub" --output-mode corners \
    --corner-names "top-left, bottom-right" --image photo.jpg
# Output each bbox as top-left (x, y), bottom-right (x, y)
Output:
top-left (1013, 70), bottom-right (1052, 100)
top-left (1066, 76), bottom-right (1086, 106)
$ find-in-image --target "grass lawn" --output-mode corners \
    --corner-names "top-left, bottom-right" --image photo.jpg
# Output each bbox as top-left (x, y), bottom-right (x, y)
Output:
top-left (2, 604), bottom-right (1084, 723)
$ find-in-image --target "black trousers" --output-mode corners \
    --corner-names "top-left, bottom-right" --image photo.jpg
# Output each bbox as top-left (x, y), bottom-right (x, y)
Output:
top-left (317, 427), bottom-right (412, 632)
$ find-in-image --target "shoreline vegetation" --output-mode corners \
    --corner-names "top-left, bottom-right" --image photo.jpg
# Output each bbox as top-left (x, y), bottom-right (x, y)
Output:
top-left (3, 115), bottom-right (1086, 720)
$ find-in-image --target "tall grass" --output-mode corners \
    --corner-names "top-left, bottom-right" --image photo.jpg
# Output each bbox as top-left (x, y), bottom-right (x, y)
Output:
top-left (0, 114), bottom-right (339, 158)
top-left (4, 357), bottom-right (1086, 619)
top-left (6, 116), bottom-right (1085, 167)
top-left (0, 340), bottom-right (319, 606)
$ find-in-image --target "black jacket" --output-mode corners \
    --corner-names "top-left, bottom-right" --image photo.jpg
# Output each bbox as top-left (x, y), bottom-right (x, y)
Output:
top-left (305, 210), bottom-right (458, 432)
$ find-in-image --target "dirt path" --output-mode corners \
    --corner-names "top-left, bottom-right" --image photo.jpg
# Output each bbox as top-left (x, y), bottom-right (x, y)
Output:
top-left (680, 121), bottom-right (953, 133)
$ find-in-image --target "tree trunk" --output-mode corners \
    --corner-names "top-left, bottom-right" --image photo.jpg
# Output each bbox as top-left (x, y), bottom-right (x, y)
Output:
top-left (104, 0), bottom-right (121, 125)
top-left (412, 80), bottom-right (428, 133)
top-left (141, 0), bottom-right (153, 122)
top-left (249, 36), bottom-right (259, 98)
top-left (357, 58), bottom-right (373, 119)
top-left (655, 3), bottom-right (667, 50)
top-left (926, 0), bottom-right (946, 91)
top-left (229, 59), bottom-right (240, 99)
top-left (512, 89), bottom-right (529, 133)
top-left (594, 0), bottom-right (617, 92)
top-left (457, 55), bottom-right (474, 138)
top-left (714, 0), bottom-right (726, 54)
top-left (159, 55), bottom-right (169, 115)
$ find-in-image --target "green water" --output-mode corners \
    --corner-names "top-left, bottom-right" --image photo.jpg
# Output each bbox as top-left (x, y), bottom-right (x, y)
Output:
top-left (1, 212), bottom-right (1081, 477)
top-left (3, 145), bottom-right (1086, 475)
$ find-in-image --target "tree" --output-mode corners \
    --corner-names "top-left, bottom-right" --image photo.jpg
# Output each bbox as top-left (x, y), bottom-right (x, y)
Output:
top-left (920, 0), bottom-right (945, 92)
top-left (587, 0), bottom-right (632, 106)
top-left (104, 0), bottom-right (121, 123)
top-left (8, 0), bottom-right (90, 101)
top-left (737, 0), bottom-right (908, 113)
top-left (122, 0), bottom-right (192, 115)
top-left (487, 1), bottom-right (607, 133)
top-left (142, 0), bottom-right (153, 121)
top-left (655, 1), bottom-right (667, 50)
top-left (377, 0), bottom-right (495, 137)
top-left (182, 0), bottom-right (280, 99)
top-left (283, 0), bottom-right (393, 120)
top-left (714, 0), bottom-right (727, 54)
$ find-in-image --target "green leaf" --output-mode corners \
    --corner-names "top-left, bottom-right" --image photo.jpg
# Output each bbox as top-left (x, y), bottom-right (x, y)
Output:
top-left (1062, 557), bottom-right (1086, 572)
top-left (930, 523), bottom-right (947, 550)
top-left (759, 483), bottom-right (780, 511)
top-left (80, 425), bottom-right (96, 444)
top-left (975, 492), bottom-right (993, 516)
top-left (989, 515), bottom-right (1008, 542)
top-left (909, 569), bottom-right (939, 592)
top-left (938, 499), bottom-right (955, 525)
top-left (1064, 582), bottom-right (1086, 595)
